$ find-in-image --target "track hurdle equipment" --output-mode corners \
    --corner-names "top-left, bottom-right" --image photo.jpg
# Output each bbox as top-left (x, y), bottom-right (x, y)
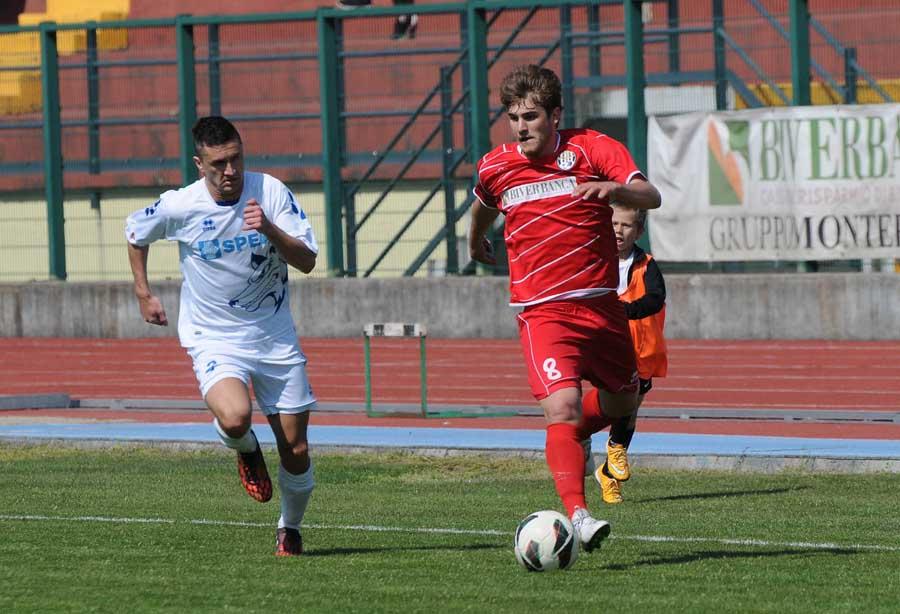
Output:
top-left (363, 322), bottom-right (428, 418)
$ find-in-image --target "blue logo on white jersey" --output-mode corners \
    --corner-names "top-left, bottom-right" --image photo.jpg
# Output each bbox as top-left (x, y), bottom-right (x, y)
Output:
top-left (145, 200), bottom-right (160, 216)
top-left (198, 239), bottom-right (222, 260)
top-left (202, 218), bottom-right (216, 232)
top-left (288, 191), bottom-right (308, 220)
top-left (205, 360), bottom-right (217, 374)
top-left (196, 233), bottom-right (267, 261)
top-left (221, 233), bottom-right (267, 254)
top-left (228, 245), bottom-right (287, 313)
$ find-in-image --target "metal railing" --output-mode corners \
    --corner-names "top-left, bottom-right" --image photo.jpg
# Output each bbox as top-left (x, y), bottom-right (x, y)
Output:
top-left (0, 0), bottom-right (884, 281)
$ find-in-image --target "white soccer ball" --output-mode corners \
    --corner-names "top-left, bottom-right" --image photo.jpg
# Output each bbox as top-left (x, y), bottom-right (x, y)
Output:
top-left (513, 510), bottom-right (579, 572)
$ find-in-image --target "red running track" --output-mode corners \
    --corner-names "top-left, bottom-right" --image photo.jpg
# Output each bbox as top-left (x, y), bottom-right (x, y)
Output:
top-left (1, 337), bottom-right (898, 413)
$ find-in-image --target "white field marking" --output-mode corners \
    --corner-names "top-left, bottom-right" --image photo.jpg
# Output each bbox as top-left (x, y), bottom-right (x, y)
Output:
top-left (2, 514), bottom-right (899, 552)
top-left (622, 534), bottom-right (900, 552)
top-left (1, 514), bottom-right (175, 524)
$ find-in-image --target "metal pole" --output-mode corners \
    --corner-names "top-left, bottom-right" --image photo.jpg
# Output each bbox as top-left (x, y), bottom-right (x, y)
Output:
top-left (467, 4), bottom-right (490, 163)
top-left (625, 0), bottom-right (651, 253)
top-left (176, 16), bottom-right (198, 185)
top-left (86, 23), bottom-right (100, 175)
top-left (789, 0), bottom-right (811, 106)
top-left (344, 185), bottom-right (357, 277)
top-left (419, 334), bottom-right (428, 417)
top-left (587, 3), bottom-right (601, 83)
top-left (335, 19), bottom-right (348, 167)
top-left (712, 0), bottom-right (727, 110)
top-left (624, 0), bottom-right (647, 170)
top-left (40, 23), bottom-right (66, 280)
top-left (439, 66), bottom-right (458, 274)
top-left (667, 0), bottom-right (680, 75)
top-left (317, 13), bottom-right (346, 276)
top-left (363, 334), bottom-right (372, 414)
top-left (459, 12), bottom-right (472, 153)
top-left (843, 47), bottom-right (857, 104)
top-left (560, 4), bottom-right (575, 128)
top-left (208, 23), bottom-right (221, 116)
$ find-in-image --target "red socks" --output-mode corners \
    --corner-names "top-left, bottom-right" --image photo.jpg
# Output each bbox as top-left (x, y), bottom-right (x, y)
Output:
top-left (576, 387), bottom-right (613, 441)
top-left (545, 423), bottom-right (587, 517)
top-left (546, 390), bottom-right (615, 516)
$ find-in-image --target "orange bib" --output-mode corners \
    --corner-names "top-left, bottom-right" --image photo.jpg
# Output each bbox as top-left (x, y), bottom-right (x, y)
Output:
top-left (620, 254), bottom-right (668, 379)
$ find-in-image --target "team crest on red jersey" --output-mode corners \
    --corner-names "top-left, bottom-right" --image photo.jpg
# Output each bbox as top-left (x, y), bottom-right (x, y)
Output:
top-left (556, 149), bottom-right (577, 170)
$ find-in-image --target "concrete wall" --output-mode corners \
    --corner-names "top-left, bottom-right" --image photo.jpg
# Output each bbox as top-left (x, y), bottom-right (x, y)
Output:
top-left (1, 273), bottom-right (898, 340)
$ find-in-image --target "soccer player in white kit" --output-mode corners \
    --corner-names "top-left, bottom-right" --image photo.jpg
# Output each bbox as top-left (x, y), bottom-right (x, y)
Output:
top-left (125, 116), bottom-right (318, 556)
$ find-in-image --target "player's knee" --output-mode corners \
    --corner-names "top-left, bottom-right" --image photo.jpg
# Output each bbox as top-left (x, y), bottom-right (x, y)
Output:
top-left (599, 390), bottom-right (638, 418)
top-left (280, 438), bottom-right (309, 462)
top-left (544, 401), bottom-right (581, 424)
top-left (216, 413), bottom-right (252, 437)
top-left (541, 386), bottom-right (582, 424)
top-left (278, 439), bottom-right (310, 473)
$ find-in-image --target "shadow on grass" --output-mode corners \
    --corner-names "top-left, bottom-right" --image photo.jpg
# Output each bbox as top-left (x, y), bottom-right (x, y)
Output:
top-left (636, 486), bottom-right (808, 503)
top-left (601, 546), bottom-right (855, 571)
top-left (304, 542), bottom-right (503, 557)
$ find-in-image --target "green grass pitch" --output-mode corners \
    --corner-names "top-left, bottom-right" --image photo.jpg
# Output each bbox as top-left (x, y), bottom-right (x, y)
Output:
top-left (1, 444), bottom-right (898, 613)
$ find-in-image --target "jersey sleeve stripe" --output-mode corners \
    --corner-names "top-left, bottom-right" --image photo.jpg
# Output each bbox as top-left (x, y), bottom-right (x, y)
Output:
top-left (471, 187), bottom-right (498, 209)
top-left (625, 170), bottom-right (646, 183)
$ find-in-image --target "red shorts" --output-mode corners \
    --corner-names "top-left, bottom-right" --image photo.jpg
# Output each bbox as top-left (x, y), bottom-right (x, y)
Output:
top-left (516, 293), bottom-right (639, 401)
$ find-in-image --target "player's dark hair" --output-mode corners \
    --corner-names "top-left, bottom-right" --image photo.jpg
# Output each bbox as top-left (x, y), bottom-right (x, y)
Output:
top-left (192, 116), bottom-right (241, 154)
top-left (499, 65), bottom-right (562, 115)
top-left (612, 203), bottom-right (648, 230)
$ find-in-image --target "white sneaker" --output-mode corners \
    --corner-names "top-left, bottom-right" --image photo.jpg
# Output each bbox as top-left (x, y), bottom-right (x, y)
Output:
top-left (581, 438), bottom-right (596, 477)
top-left (571, 507), bottom-right (611, 553)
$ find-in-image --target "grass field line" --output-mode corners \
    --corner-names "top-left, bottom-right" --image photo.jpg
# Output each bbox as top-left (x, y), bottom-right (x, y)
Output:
top-left (3, 513), bottom-right (899, 553)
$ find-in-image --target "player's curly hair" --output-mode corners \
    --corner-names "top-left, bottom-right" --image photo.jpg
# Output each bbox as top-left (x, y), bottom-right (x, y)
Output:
top-left (192, 116), bottom-right (242, 154)
top-left (499, 65), bottom-right (562, 114)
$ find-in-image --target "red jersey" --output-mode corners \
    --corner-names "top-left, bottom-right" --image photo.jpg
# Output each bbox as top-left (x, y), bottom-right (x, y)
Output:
top-left (473, 128), bottom-right (644, 307)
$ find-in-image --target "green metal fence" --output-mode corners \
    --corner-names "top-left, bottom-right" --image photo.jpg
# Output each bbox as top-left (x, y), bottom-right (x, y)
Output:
top-left (0, 0), bottom-right (894, 281)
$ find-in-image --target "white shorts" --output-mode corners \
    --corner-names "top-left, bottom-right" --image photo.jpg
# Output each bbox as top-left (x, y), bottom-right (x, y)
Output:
top-left (186, 333), bottom-right (317, 416)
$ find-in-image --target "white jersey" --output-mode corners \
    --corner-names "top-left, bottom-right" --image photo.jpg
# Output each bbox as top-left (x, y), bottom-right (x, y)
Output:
top-left (125, 171), bottom-right (318, 348)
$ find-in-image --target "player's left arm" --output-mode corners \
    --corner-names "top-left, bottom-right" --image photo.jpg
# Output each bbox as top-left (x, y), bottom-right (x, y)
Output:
top-left (243, 198), bottom-right (317, 273)
top-left (574, 178), bottom-right (660, 210)
top-left (623, 258), bottom-right (666, 319)
top-left (573, 136), bottom-right (661, 209)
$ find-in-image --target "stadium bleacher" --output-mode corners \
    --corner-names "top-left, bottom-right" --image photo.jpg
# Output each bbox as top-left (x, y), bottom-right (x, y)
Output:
top-left (0, 0), bottom-right (130, 115)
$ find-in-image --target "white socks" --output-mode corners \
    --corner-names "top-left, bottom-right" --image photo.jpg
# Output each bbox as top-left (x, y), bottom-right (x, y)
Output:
top-left (277, 463), bottom-right (315, 530)
top-left (212, 419), bottom-right (258, 453)
top-left (213, 419), bottom-right (314, 530)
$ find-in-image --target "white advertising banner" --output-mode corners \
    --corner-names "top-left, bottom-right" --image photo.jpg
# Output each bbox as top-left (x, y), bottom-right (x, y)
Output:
top-left (647, 105), bottom-right (900, 261)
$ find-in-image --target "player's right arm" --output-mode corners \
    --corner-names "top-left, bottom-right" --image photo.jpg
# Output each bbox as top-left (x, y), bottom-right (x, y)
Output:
top-left (468, 199), bottom-right (499, 265)
top-left (469, 162), bottom-right (501, 265)
top-left (124, 198), bottom-right (172, 326)
top-left (127, 243), bottom-right (168, 326)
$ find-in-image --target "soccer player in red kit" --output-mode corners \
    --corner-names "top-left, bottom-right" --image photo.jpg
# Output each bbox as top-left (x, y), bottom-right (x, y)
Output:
top-left (468, 65), bottom-right (661, 551)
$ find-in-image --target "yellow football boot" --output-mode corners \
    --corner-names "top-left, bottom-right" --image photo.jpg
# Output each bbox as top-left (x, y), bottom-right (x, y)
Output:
top-left (595, 462), bottom-right (623, 504)
top-left (606, 440), bottom-right (631, 482)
